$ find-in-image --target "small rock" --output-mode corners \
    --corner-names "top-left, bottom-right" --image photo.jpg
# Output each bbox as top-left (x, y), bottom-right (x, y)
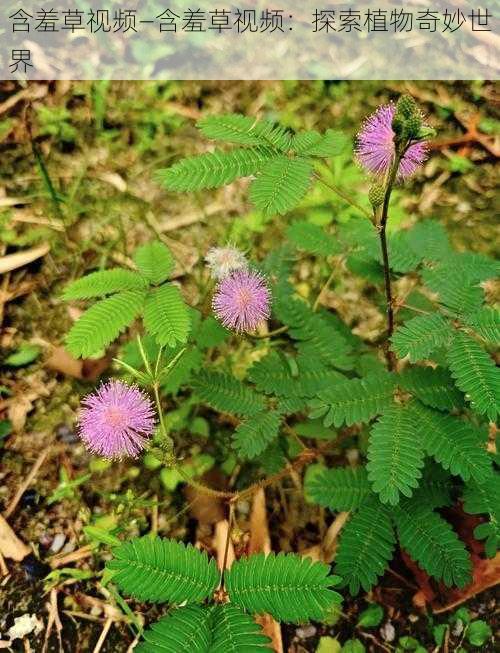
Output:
top-left (50, 533), bottom-right (66, 553)
top-left (380, 621), bottom-right (396, 643)
top-left (296, 625), bottom-right (316, 639)
top-left (7, 614), bottom-right (43, 640)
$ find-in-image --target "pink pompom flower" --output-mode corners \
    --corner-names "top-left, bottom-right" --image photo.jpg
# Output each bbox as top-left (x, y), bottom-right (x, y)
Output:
top-left (77, 380), bottom-right (156, 459)
top-left (356, 104), bottom-right (428, 180)
top-left (212, 269), bottom-right (271, 333)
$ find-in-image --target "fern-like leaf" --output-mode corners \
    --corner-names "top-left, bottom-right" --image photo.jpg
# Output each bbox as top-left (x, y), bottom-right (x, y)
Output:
top-left (408, 402), bottom-right (492, 483)
top-left (249, 156), bottom-right (313, 216)
top-left (65, 290), bottom-right (145, 358)
top-left (399, 366), bottom-right (463, 411)
top-left (391, 313), bottom-right (452, 362)
top-left (133, 241), bottom-right (174, 285)
top-left (394, 501), bottom-right (472, 588)
top-left (335, 497), bottom-right (395, 595)
top-left (157, 147), bottom-right (276, 192)
top-left (209, 605), bottom-right (271, 652)
top-left (233, 410), bottom-right (281, 460)
top-left (136, 606), bottom-right (213, 652)
top-left (107, 536), bottom-right (219, 604)
top-left (447, 332), bottom-right (499, 421)
top-left (367, 403), bottom-right (425, 505)
top-left (63, 269), bottom-right (146, 300)
top-left (143, 284), bottom-right (190, 347)
top-left (291, 314), bottom-right (354, 371)
top-left (292, 129), bottom-right (350, 157)
top-left (463, 307), bottom-right (500, 344)
top-left (406, 219), bottom-right (453, 262)
top-left (198, 113), bottom-right (291, 151)
top-left (422, 269), bottom-right (484, 315)
top-left (463, 473), bottom-right (500, 558)
top-left (248, 351), bottom-right (297, 397)
top-left (286, 221), bottom-right (340, 257)
top-left (192, 371), bottom-right (265, 417)
top-left (387, 231), bottom-right (422, 273)
top-left (305, 466), bottom-right (372, 511)
top-left (309, 372), bottom-right (396, 427)
top-left (226, 552), bottom-right (341, 623)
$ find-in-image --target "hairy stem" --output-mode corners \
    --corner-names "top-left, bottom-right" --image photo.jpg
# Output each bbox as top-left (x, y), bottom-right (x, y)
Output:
top-left (377, 150), bottom-right (403, 371)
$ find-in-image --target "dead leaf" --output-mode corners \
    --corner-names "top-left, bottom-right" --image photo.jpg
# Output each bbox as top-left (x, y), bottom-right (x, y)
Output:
top-left (0, 243), bottom-right (50, 274)
top-left (0, 515), bottom-right (31, 561)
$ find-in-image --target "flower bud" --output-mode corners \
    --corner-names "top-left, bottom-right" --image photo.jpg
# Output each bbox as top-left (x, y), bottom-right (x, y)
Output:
top-left (396, 94), bottom-right (418, 119)
top-left (369, 184), bottom-right (385, 209)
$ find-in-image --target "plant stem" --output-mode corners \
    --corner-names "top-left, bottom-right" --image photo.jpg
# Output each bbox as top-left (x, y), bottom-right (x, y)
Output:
top-left (377, 149), bottom-right (405, 371)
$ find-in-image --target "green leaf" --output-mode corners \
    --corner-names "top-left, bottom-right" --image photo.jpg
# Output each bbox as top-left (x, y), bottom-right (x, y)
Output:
top-left (398, 366), bottom-right (463, 411)
top-left (198, 113), bottom-right (292, 151)
top-left (357, 604), bottom-right (384, 629)
top-left (292, 129), bottom-right (350, 157)
top-left (463, 307), bottom-right (500, 344)
top-left (335, 497), bottom-right (395, 595)
top-left (107, 536), bottom-right (219, 604)
top-left (406, 219), bottom-right (453, 262)
top-left (391, 313), bottom-right (452, 362)
top-left (466, 620), bottom-right (492, 647)
top-left (287, 221), bottom-right (340, 257)
top-left (463, 473), bottom-right (500, 558)
top-left (341, 639), bottom-right (366, 653)
top-left (63, 269), bottom-right (147, 300)
top-left (208, 604), bottom-right (271, 652)
top-left (143, 284), bottom-right (190, 347)
top-left (305, 466), bottom-right (372, 511)
top-left (233, 410), bottom-right (281, 460)
top-left (367, 403), bottom-right (425, 505)
top-left (136, 606), bottom-right (212, 653)
top-left (387, 231), bottom-right (422, 273)
top-left (250, 156), bottom-right (313, 216)
top-left (447, 332), bottom-right (499, 421)
top-left (157, 147), bottom-right (276, 192)
top-left (4, 344), bottom-right (41, 367)
top-left (226, 552), bottom-right (341, 623)
top-left (408, 402), bottom-right (492, 484)
top-left (192, 371), bottom-right (265, 417)
top-left (133, 241), bottom-right (174, 285)
top-left (309, 373), bottom-right (396, 427)
top-left (422, 269), bottom-right (484, 315)
top-left (66, 290), bottom-right (145, 358)
top-left (394, 501), bottom-right (472, 588)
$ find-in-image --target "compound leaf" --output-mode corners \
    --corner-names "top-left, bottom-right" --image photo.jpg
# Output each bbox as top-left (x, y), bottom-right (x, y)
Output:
top-left (367, 403), bottom-right (425, 505)
top-left (107, 536), bottom-right (219, 604)
top-left (66, 290), bottom-right (145, 358)
top-left (335, 498), bottom-right (395, 595)
top-left (447, 332), bottom-right (500, 421)
top-left (226, 552), bottom-right (341, 623)
top-left (144, 284), bottom-right (190, 347)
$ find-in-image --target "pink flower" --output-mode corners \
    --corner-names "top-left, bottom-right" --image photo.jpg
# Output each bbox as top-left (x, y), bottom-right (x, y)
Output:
top-left (77, 380), bottom-right (156, 459)
top-left (212, 269), bottom-right (271, 333)
top-left (356, 104), bottom-right (428, 180)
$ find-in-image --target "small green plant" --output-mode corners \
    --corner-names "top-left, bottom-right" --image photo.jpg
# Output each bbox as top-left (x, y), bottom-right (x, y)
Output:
top-left (105, 536), bottom-right (341, 650)
top-left (62, 94), bottom-right (499, 649)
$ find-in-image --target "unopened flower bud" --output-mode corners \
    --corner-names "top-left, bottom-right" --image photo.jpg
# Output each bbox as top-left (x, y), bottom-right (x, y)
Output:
top-left (396, 94), bottom-right (418, 119)
top-left (369, 184), bottom-right (385, 209)
top-left (405, 114), bottom-right (423, 139)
